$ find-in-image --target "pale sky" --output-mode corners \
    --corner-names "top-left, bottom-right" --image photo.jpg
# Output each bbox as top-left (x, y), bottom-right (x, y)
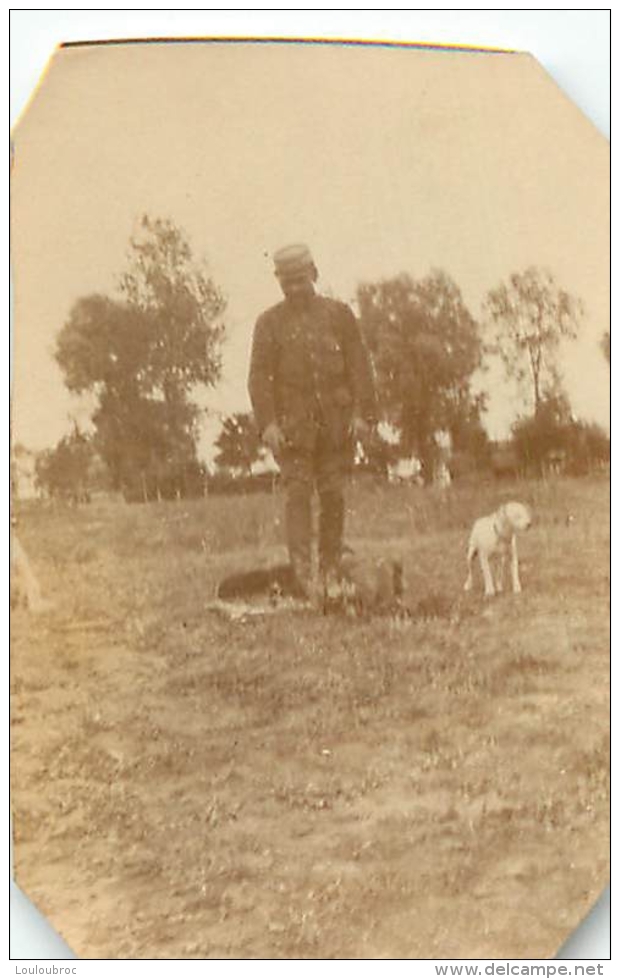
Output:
top-left (10, 41), bottom-right (610, 460)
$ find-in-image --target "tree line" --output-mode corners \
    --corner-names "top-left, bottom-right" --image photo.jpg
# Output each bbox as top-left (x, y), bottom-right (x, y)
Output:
top-left (27, 215), bottom-right (609, 503)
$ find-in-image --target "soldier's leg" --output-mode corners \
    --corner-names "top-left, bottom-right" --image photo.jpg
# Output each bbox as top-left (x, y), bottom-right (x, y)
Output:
top-left (316, 437), bottom-right (352, 579)
top-left (278, 450), bottom-right (314, 594)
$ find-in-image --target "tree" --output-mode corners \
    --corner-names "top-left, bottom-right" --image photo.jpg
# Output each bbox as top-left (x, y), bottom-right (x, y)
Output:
top-left (213, 413), bottom-right (263, 476)
top-left (91, 387), bottom-right (203, 500)
top-left (564, 420), bottom-right (610, 475)
top-left (449, 399), bottom-right (492, 473)
top-left (55, 216), bottom-right (226, 499)
top-left (511, 391), bottom-right (573, 476)
top-left (484, 267), bottom-right (583, 415)
top-left (34, 427), bottom-right (96, 503)
top-left (356, 270), bottom-right (484, 481)
top-left (511, 392), bottom-right (610, 477)
top-left (119, 216), bottom-right (225, 402)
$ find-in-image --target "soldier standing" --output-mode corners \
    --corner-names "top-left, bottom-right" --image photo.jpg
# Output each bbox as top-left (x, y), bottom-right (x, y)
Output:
top-left (248, 244), bottom-right (377, 596)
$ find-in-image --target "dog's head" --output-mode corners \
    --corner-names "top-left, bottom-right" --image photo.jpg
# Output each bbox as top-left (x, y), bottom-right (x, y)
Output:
top-left (502, 501), bottom-right (533, 532)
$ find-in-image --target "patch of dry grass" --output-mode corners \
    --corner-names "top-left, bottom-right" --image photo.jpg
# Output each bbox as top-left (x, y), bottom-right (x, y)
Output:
top-left (11, 475), bottom-right (609, 958)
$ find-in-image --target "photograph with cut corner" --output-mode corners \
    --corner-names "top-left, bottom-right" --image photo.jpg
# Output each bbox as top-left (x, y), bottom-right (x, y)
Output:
top-left (10, 37), bottom-right (609, 959)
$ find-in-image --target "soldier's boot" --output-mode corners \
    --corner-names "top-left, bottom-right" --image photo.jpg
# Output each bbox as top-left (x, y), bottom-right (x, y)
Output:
top-left (285, 483), bottom-right (314, 598)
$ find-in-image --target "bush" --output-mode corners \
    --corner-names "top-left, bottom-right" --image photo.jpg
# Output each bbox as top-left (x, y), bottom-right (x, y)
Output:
top-left (564, 421), bottom-right (610, 476)
top-left (511, 398), bottom-right (609, 478)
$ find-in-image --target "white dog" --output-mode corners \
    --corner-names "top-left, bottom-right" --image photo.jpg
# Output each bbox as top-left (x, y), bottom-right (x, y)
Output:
top-left (464, 501), bottom-right (532, 598)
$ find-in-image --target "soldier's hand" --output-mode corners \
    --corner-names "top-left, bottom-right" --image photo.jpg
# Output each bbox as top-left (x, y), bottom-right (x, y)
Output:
top-left (262, 422), bottom-right (285, 454)
top-left (350, 416), bottom-right (372, 441)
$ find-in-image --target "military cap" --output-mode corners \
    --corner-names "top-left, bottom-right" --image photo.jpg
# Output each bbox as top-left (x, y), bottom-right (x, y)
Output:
top-left (273, 243), bottom-right (315, 278)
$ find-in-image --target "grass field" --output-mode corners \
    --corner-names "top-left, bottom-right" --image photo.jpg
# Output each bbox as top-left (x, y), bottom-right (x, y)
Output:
top-left (10, 475), bottom-right (610, 958)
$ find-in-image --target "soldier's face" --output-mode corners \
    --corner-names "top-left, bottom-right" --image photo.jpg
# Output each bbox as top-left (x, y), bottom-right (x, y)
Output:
top-left (277, 270), bottom-right (315, 302)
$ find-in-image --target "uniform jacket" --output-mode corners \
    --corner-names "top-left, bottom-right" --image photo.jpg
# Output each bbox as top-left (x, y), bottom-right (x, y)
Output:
top-left (248, 293), bottom-right (378, 451)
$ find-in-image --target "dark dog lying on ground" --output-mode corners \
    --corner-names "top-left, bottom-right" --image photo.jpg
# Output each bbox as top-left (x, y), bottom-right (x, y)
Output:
top-left (217, 564), bottom-right (308, 602)
top-left (216, 548), bottom-right (405, 616)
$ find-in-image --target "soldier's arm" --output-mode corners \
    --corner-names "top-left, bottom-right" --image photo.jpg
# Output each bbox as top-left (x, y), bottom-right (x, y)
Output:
top-left (339, 304), bottom-right (378, 424)
top-left (248, 313), bottom-right (277, 434)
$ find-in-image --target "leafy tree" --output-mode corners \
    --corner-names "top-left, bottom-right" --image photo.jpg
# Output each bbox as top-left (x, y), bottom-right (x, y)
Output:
top-left (55, 216), bottom-right (226, 499)
top-left (213, 413), bottom-right (263, 476)
top-left (119, 216), bottom-right (225, 402)
top-left (92, 388), bottom-right (202, 500)
top-left (55, 295), bottom-right (151, 397)
top-left (484, 267), bottom-right (583, 415)
top-left (510, 392), bottom-right (609, 477)
top-left (564, 420), bottom-right (610, 475)
top-left (450, 399), bottom-right (492, 472)
top-left (34, 427), bottom-right (96, 503)
top-left (357, 270), bottom-right (484, 481)
top-left (511, 392), bottom-right (572, 476)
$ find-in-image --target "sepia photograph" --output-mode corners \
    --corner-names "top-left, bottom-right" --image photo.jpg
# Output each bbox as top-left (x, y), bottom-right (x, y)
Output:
top-left (10, 22), bottom-right (610, 960)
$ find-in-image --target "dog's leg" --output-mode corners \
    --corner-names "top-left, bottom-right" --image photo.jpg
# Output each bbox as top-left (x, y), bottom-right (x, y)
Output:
top-left (510, 535), bottom-right (522, 594)
top-left (464, 540), bottom-right (476, 592)
top-left (496, 548), bottom-right (506, 593)
top-left (478, 551), bottom-right (496, 597)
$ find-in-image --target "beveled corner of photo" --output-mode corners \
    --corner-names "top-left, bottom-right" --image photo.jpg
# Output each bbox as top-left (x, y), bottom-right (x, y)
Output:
top-left (10, 38), bottom-right (609, 960)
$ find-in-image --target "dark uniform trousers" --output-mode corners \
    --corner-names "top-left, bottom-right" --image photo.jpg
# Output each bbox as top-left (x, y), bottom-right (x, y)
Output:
top-left (277, 414), bottom-right (352, 585)
top-left (248, 292), bottom-right (377, 588)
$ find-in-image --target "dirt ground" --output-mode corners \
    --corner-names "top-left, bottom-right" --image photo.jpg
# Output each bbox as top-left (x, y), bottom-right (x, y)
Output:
top-left (10, 477), bottom-right (610, 958)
